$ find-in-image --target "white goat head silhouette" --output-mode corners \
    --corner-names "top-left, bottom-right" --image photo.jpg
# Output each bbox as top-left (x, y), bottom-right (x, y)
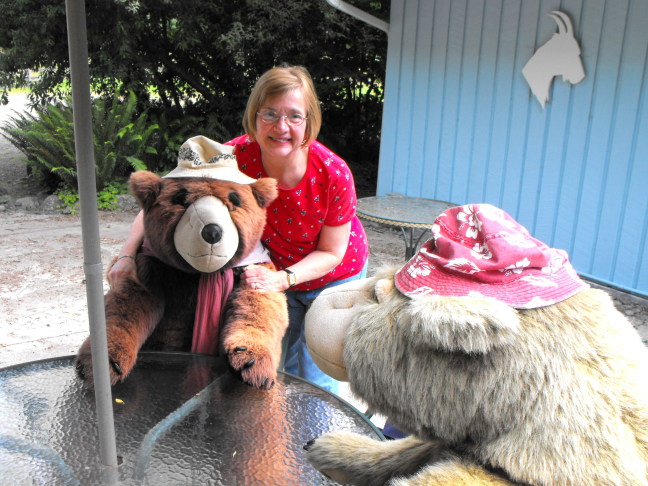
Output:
top-left (522, 10), bottom-right (586, 108)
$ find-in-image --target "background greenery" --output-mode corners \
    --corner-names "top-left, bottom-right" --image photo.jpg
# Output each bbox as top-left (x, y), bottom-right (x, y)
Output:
top-left (0, 0), bottom-right (388, 197)
top-left (3, 91), bottom-right (156, 192)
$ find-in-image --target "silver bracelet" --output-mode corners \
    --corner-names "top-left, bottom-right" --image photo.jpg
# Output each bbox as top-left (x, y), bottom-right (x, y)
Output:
top-left (116, 255), bottom-right (135, 262)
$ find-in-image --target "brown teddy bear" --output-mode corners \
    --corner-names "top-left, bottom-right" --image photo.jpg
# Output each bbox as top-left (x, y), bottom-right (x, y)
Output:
top-left (76, 136), bottom-right (288, 390)
top-left (304, 204), bottom-right (648, 485)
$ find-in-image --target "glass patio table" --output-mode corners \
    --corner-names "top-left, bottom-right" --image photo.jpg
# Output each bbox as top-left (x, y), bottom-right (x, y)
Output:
top-left (0, 352), bottom-right (383, 485)
top-left (357, 195), bottom-right (456, 259)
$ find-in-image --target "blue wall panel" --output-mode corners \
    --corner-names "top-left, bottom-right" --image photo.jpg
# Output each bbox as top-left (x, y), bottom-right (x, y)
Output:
top-left (427, 0), bottom-right (453, 200)
top-left (376, 0), bottom-right (404, 195)
top-left (403, 0), bottom-right (430, 196)
top-left (469, 1), bottom-right (504, 203)
top-left (378, 0), bottom-right (648, 295)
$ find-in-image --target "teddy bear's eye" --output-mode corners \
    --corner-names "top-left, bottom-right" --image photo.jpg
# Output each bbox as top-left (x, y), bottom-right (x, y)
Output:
top-left (228, 192), bottom-right (242, 207)
top-left (172, 189), bottom-right (189, 206)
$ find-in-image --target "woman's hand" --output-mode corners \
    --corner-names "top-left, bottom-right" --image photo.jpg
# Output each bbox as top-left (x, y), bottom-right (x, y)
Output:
top-left (241, 264), bottom-right (289, 292)
top-left (107, 255), bottom-right (138, 288)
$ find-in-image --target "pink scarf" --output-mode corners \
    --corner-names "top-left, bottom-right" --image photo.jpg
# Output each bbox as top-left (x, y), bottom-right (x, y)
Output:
top-left (141, 238), bottom-right (236, 355)
top-left (192, 270), bottom-right (234, 355)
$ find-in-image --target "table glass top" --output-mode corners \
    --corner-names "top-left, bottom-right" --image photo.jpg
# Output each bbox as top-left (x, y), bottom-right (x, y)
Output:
top-left (357, 196), bottom-right (456, 227)
top-left (0, 352), bottom-right (382, 485)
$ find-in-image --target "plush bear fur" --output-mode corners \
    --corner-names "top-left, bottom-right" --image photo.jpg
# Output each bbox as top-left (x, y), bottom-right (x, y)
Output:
top-left (76, 171), bottom-right (288, 390)
top-left (304, 267), bottom-right (648, 485)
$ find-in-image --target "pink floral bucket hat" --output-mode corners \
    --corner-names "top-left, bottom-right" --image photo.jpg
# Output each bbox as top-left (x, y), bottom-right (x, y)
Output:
top-left (394, 204), bottom-right (588, 309)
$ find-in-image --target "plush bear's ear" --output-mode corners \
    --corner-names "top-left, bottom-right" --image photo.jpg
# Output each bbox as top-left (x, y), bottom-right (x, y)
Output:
top-left (406, 296), bottom-right (521, 353)
top-left (250, 178), bottom-right (278, 208)
top-left (129, 171), bottom-right (163, 211)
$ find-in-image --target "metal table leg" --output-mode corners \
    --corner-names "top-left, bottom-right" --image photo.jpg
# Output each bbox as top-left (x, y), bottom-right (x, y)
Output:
top-left (400, 227), bottom-right (431, 260)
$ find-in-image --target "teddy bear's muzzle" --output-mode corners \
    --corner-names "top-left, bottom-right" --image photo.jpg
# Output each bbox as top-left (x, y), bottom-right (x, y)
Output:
top-left (174, 196), bottom-right (240, 273)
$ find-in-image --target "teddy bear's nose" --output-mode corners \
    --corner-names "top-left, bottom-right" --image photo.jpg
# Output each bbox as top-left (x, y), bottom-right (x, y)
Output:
top-left (201, 223), bottom-right (223, 244)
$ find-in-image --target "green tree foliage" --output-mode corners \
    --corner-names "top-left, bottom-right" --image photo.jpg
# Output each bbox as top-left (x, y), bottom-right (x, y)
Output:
top-left (2, 91), bottom-right (158, 192)
top-left (0, 0), bottom-right (388, 188)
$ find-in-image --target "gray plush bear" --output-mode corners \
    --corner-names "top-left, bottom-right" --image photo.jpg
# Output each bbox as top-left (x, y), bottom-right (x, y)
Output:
top-left (304, 204), bottom-right (648, 486)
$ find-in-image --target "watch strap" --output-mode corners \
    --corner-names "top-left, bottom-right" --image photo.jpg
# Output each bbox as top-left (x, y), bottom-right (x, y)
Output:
top-left (284, 269), bottom-right (297, 288)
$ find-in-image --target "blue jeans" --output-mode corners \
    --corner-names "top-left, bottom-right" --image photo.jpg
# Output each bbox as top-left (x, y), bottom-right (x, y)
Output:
top-left (282, 265), bottom-right (367, 394)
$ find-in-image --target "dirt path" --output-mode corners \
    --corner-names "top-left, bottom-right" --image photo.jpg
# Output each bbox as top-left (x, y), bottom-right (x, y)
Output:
top-left (0, 93), bottom-right (37, 200)
top-left (0, 211), bottom-right (137, 366)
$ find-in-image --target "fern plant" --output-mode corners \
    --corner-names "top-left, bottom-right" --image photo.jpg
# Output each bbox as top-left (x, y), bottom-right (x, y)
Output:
top-left (1, 91), bottom-right (159, 192)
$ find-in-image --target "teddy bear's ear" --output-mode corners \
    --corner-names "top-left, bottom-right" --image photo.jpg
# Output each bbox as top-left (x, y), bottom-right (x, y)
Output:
top-left (129, 171), bottom-right (163, 211)
top-left (250, 178), bottom-right (278, 208)
top-left (405, 296), bottom-right (521, 354)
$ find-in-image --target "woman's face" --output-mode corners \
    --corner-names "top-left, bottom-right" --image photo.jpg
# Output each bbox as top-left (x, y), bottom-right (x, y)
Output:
top-left (255, 88), bottom-right (308, 162)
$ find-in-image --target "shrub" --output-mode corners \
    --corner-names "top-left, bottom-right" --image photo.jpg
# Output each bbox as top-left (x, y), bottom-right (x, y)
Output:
top-left (96, 182), bottom-right (128, 211)
top-left (1, 91), bottom-right (159, 193)
top-left (54, 188), bottom-right (79, 214)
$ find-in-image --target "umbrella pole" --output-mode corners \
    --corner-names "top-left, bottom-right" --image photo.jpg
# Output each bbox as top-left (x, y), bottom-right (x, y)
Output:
top-left (64, 0), bottom-right (119, 472)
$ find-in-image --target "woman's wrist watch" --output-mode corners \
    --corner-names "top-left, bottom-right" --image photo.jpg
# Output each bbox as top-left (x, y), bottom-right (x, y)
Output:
top-left (284, 269), bottom-right (297, 289)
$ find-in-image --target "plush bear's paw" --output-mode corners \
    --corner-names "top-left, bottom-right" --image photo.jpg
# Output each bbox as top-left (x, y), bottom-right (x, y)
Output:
top-left (225, 343), bottom-right (277, 390)
top-left (305, 432), bottom-right (375, 485)
top-left (75, 337), bottom-right (137, 387)
top-left (75, 355), bottom-right (124, 388)
top-left (306, 433), bottom-right (447, 486)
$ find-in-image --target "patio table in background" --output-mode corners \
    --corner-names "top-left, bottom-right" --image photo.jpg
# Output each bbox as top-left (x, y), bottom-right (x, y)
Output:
top-left (357, 195), bottom-right (456, 259)
top-left (0, 352), bottom-right (382, 485)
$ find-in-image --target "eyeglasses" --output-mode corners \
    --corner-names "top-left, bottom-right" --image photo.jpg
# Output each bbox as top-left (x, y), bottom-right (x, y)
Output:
top-left (256, 111), bottom-right (308, 126)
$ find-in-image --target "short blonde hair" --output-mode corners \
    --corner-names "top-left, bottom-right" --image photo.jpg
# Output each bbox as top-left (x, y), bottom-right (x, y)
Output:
top-left (242, 65), bottom-right (322, 145)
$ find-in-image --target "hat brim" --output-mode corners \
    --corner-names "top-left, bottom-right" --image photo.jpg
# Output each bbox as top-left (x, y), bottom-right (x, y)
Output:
top-left (394, 257), bottom-right (588, 309)
top-left (164, 166), bottom-right (256, 184)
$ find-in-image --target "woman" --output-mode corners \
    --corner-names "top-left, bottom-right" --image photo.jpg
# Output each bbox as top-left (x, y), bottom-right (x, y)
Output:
top-left (109, 65), bottom-right (369, 394)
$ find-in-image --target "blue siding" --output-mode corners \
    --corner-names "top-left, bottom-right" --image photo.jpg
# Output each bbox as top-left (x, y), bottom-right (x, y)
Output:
top-left (426, 1), bottom-right (453, 199)
top-left (376, 0), bottom-right (404, 194)
top-left (378, 0), bottom-right (648, 296)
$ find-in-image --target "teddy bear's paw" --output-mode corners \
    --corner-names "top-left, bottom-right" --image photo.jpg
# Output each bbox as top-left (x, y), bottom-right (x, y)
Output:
top-left (226, 344), bottom-right (277, 390)
top-left (75, 337), bottom-right (137, 387)
top-left (304, 437), bottom-right (353, 484)
top-left (304, 432), bottom-right (391, 485)
top-left (75, 355), bottom-right (124, 388)
top-left (306, 433), bottom-right (457, 485)
top-left (74, 355), bottom-right (94, 387)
